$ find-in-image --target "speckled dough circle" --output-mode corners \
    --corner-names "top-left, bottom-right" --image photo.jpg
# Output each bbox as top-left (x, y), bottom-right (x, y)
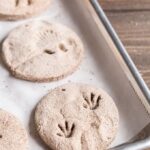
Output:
top-left (2, 21), bottom-right (84, 82)
top-left (35, 83), bottom-right (119, 150)
top-left (0, 109), bottom-right (28, 150)
top-left (0, 0), bottom-right (51, 20)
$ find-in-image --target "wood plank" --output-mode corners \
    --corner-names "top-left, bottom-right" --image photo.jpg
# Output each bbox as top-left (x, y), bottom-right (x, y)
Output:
top-left (100, 1), bottom-right (150, 88)
top-left (100, 0), bottom-right (150, 11)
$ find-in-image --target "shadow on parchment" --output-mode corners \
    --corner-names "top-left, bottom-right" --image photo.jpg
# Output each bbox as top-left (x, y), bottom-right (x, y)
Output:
top-left (29, 107), bottom-right (52, 150)
top-left (0, 38), bottom-right (7, 69)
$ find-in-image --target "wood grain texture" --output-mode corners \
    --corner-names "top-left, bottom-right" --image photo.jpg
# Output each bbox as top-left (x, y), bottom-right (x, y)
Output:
top-left (100, 0), bottom-right (150, 11)
top-left (100, 0), bottom-right (150, 88)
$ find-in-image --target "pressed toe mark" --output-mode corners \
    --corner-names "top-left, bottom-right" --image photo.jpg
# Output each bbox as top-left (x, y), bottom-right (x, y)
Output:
top-left (57, 121), bottom-right (75, 138)
top-left (68, 38), bottom-right (76, 47)
top-left (68, 38), bottom-right (74, 45)
top-left (28, 0), bottom-right (33, 5)
top-left (15, 0), bottom-right (19, 6)
top-left (50, 30), bottom-right (54, 34)
top-left (83, 93), bottom-right (102, 110)
top-left (15, 0), bottom-right (32, 6)
top-left (25, 24), bottom-right (29, 28)
top-left (59, 43), bottom-right (68, 52)
top-left (44, 49), bottom-right (55, 55)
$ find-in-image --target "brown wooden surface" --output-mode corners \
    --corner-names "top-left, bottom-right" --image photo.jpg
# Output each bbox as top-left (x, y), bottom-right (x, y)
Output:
top-left (100, 0), bottom-right (150, 88)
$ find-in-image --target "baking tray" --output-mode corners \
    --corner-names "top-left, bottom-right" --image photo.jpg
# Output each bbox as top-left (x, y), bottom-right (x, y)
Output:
top-left (88, 0), bottom-right (150, 113)
top-left (0, 0), bottom-right (149, 149)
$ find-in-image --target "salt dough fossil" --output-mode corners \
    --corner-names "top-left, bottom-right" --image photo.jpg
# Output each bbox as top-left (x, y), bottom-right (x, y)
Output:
top-left (0, 109), bottom-right (28, 150)
top-left (0, 0), bottom-right (51, 20)
top-left (35, 83), bottom-right (119, 150)
top-left (2, 21), bottom-right (84, 82)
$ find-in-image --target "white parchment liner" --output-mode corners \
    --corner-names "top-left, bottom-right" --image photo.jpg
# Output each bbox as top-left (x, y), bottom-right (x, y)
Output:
top-left (0, 0), bottom-right (149, 149)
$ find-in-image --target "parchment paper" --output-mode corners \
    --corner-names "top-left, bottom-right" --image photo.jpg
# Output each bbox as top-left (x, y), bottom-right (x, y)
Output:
top-left (0, 0), bottom-right (149, 149)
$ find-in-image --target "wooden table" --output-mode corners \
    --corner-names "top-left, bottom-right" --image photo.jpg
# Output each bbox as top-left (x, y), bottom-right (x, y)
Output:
top-left (100, 0), bottom-right (150, 89)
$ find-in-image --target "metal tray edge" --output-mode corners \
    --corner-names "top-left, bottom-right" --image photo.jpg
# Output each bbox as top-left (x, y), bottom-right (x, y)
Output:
top-left (86, 0), bottom-right (150, 114)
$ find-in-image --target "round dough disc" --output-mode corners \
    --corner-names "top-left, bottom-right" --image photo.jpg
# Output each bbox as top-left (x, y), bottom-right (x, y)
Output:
top-left (0, 0), bottom-right (51, 20)
top-left (35, 83), bottom-right (119, 150)
top-left (0, 109), bottom-right (28, 150)
top-left (2, 21), bottom-right (84, 82)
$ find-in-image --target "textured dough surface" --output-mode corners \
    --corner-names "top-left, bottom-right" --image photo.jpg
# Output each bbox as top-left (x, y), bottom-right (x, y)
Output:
top-left (0, 109), bottom-right (28, 150)
top-left (35, 83), bottom-right (119, 150)
top-left (2, 21), bottom-right (84, 82)
top-left (0, 0), bottom-right (51, 20)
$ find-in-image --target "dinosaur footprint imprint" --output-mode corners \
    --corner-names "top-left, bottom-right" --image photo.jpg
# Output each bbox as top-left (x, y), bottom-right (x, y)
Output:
top-left (57, 121), bottom-right (75, 138)
top-left (83, 92), bottom-right (102, 110)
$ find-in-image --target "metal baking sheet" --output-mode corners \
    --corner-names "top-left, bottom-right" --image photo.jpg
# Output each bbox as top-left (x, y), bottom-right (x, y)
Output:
top-left (0, 0), bottom-right (149, 149)
top-left (89, 0), bottom-right (150, 105)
